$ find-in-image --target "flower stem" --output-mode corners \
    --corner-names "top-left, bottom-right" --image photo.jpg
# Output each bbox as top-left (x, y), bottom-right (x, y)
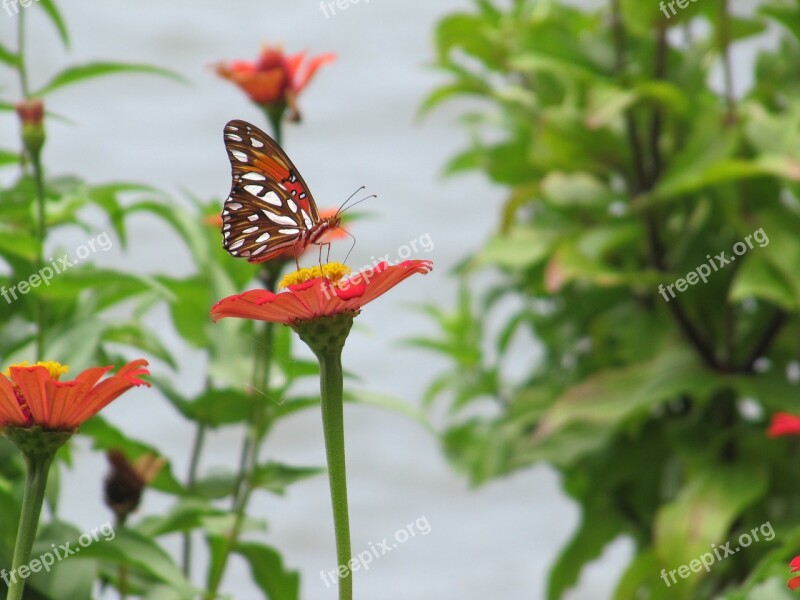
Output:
top-left (318, 347), bottom-right (352, 600)
top-left (182, 421), bottom-right (206, 577)
top-left (262, 105), bottom-right (284, 146)
top-left (31, 150), bottom-right (47, 360)
top-left (292, 312), bottom-right (356, 599)
top-left (207, 267), bottom-right (278, 597)
top-left (7, 451), bottom-right (55, 600)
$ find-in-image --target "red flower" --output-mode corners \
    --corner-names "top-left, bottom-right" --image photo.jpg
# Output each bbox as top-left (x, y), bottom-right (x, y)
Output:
top-left (768, 412), bottom-right (800, 437)
top-left (211, 260), bottom-right (433, 325)
top-left (0, 360), bottom-right (150, 431)
top-left (214, 44), bottom-right (335, 119)
top-left (789, 556), bottom-right (800, 590)
top-left (15, 99), bottom-right (44, 126)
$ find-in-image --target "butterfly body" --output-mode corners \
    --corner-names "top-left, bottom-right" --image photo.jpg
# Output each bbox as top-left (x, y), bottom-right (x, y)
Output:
top-left (221, 119), bottom-right (339, 263)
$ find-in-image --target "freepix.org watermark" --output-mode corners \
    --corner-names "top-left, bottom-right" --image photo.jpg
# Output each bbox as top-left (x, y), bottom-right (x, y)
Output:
top-left (2, 0), bottom-right (40, 17)
top-left (319, 515), bottom-right (431, 588)
top-left (320, 232), bottom-right (434, 300)
top-left (660, 0), bottom-right (703, 20)
top-left (1, 231), bottom-right (112, 304)
top-left (660, 521), bottom-right (775, 587)
top-left (657, 227), bottom-right (768, 303)
top-left (1, 522), bottom-right (116, 586)
top-left (319, 0), bottom-right (369, 19)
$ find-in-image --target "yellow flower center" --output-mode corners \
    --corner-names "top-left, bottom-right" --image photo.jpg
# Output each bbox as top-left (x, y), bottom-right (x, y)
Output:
top-left (3, 361), bottom-right (70, 381)
top-left (279, 262), bottom-right (352, 289)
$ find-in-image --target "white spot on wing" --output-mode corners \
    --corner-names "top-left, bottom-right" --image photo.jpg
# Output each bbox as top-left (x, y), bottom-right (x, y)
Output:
top-left (243, 226), bottom-right (259, 234)
top-left (247, 214), bottom-right (259, 222)
top-left (265, 212), bottom-right (297, 226)
top-left (250, 137), bottom-right (264, 148)
top-left (242, 172), bottom-right (266, 181)
top-left (244, 184), bottom-right (264, 197)
top-left (226, 202), bottom-right (243, 211)
top-left (229, 239), bottom-right (245, 250)
top-left (225, 133), bottom-right (243, 142)
top-left (251, 245), bottom-right (268, 256)
top-left (300, 209), bottom-right (313, 229)
top-left (256, 232), bottom-right (271, 243)
top-left (279, 228), bottom-right (300, 235)
top-left (231, 149), bottom-right (248, 163)
top-left (264, 191), bottom-right (282, 206)
top-left (287, 199), bottom-right (298, 213)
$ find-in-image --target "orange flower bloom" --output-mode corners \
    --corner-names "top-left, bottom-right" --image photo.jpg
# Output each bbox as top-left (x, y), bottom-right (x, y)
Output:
top-left (15, 99), bottom-right (44, 126)
top-left (767, 412), bottom-right (800, 437)
top-left (0, 360), bottom-right (150, 431)
top-left (789, 556), bottom-right (800, 590)
top-left (214, 44), bottom-right (335, 118)
top-left (211, 260), bottom-right (433, 325)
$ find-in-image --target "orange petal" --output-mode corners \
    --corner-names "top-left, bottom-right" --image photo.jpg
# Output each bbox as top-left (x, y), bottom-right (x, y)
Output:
top-left (0, 373), bottom-right (27, 426)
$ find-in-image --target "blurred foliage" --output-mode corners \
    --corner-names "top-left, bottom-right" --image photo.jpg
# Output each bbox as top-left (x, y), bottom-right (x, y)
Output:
top-left (422, 0), bottom-right (800, 597)
top-left (0, 4), bottom-right (346, 599)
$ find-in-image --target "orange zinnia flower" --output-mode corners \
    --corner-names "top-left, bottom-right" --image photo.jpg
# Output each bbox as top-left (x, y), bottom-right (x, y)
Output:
top-left (767, 412), bottom-right (800, 437)
top-left (211, 260), bottom-right (433, 325)
top-left (789, 556), bottom-right (800, 590)
top-left (0, 360), bottom-right (150, 431)
top-left (214, 44), bottom-right (335, 119)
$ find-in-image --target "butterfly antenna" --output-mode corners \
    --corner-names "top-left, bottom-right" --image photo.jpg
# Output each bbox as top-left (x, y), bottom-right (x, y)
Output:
top-left (337, 186), bottom-right (366, 215)
top-left (342, 227), bottom-right (357, 264)
top-left (340, 193), bottom-right (377, 215)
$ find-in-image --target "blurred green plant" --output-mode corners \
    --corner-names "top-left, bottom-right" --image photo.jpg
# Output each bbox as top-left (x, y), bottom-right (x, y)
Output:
top-left (422, 0), bottom-right (800, 597)
top-left (0, 4), bottom-right (334, 599)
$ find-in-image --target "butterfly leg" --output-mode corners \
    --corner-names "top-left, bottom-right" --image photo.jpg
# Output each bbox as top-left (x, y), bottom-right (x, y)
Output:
top-left (315, 242), bottom-right (331, 267)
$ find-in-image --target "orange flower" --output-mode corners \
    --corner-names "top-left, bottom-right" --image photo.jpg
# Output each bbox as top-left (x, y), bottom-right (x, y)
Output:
top-left (767, 412), bottom-right (800, 437)
top-left (0, 360), bottom-right (150, 431)
top-left (15, 99), bottom-right (44, 126)
top-left (211, 260), bottom-right (433, 325)
top-left (214, 44), bottom-right (335, 119)
top-left (789, 556), bottom-right (800, 590)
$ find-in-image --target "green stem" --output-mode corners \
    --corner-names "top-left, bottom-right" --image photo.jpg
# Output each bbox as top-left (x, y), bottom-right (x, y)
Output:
top-left (182, 422), bottom-right (206, 577)
top-left (16, 9), bottom-right (30, 99)
top-left (31, 151), bottom-right (46, 360)
top-left (262, 105), bottom-right (285, 146)
top-left (7, 452), bottom-right (54, 600)
top-left (318, 347), bottom-right (352, 600)
top-left (207, 269), bottom-right (278, 598)
top-left (116, 514), bottom-right (128, 600)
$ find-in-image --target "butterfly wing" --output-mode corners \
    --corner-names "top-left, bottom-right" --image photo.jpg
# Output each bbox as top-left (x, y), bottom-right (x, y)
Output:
top-left (221, 119), bottom-right (320, 262)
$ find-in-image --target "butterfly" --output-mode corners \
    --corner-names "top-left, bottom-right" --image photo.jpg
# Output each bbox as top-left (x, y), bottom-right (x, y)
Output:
top-left (221, 119), bottom-right (341, 263)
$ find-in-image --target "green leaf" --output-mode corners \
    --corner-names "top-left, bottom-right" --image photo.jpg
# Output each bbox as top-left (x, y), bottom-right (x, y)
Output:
top-left (612, 549), bottom-right (673, 600)
top-left (102, 323), bottom-right (177, 369)
top-left (0, 43), bottom-right (18, 67)
top-left (136, 498), bottom-right (225, 537)
top-left (476, 227), bottom-right (559, 270)
top-left (536, 347), bottom-right (721, 434)
top-left (251, 462), bottom-right (324, 496)
top-left (34, 62), bottom-right (183, 97)
top-left (729, 254), bottom-right (797, 310)
top-left (0, 148), bottom-right (20, 166)
top-left (79, 416), bottom-right (185, 495)
top-left (547, 502), bottom-right (623, 600)
top-left (654, 465), bottom-right (768, 582)
top-left (345, 389), bottom-right (434, 432)
top-left (69, 527), bottom-right (196, 597)
top-left (38, 0), bottom-right (70, 48)
top-left (235, 542), bottom-right (300, 600)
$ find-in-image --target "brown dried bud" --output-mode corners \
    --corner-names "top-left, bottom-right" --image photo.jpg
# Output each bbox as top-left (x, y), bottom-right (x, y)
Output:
top-left (104, 450), bottom-right (165, 524)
